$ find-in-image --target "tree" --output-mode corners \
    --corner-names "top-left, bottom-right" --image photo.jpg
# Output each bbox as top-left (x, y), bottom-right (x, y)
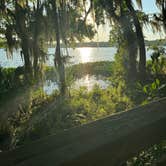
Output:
top-left (156, 0), bottom-right (166, 31)
top-left (125, 0), bottom-right (146, 79)
top-left (93, 0), bottom-right (138, 79)
top-left (0, 0), bottom-right (48, 82)
top-left (92, 0), bottom-right (148, 80)
top-left (45, 0), bottom-right (95, 96)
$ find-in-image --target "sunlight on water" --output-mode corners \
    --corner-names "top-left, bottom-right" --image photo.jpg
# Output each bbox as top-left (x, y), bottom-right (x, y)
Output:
top-left (79, 48), bottom-right (91, 63)
top-left (43, 75), bottom-right (110, 94)
top-left (0, 47), bottom-right (159, 67)
top-left (73, 74), bottom-right (110, 91)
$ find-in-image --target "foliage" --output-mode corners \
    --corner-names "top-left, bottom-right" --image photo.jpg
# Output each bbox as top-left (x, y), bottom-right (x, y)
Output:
top-left (66, 61), bottom-right (114, 78)
top-left (112, 45), bottom-right (129, 80)
top-left (140, 78), bottom-right (166, 104)
top-left (0, 67), bottom-right (24, 95)
top-left (0, 38), bottom-right (7, 48)
top-left (127, 140), bottom-right (166, 166)
top-left (0, 0), bottom-right (166, 164)
top-left (0, 78), bottom-right (133, 149)
top-left (19, 83), bottom-right (132, 143)
top-left (143, 79), bottom-right (160, 98)
top-left (0, 86), bottom-right (55, 149)
top-left (1, 56), bottom-right (166, 149)
top-left (147, 46), bottom-right (166, 76)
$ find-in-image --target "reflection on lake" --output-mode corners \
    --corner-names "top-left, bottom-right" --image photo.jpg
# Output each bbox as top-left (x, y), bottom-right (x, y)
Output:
top-left (43, 74), bottom-right (110, 95)
top-left (73, 75), bottom-right (110, 90)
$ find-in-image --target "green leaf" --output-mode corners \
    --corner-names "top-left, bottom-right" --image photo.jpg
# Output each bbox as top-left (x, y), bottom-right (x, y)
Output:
top-left (151, 82), bottom-right (157, 90)
top-left (155, 79), bottom-right (160, 86)
top-left (143, 86), bottom-right (148, 94)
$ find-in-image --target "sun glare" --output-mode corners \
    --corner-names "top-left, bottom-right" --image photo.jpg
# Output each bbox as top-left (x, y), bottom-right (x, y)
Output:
top-left (79, 48), bottom-right (91, 63)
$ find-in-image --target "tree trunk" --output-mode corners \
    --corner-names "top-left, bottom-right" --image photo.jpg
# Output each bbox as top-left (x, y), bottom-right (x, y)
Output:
top-left (21, 38), bottom-right (32, 82)
top-left (126, 1), bottom-right (146, 80)
top-left (123, 19), bottom-right (137, 79)
top-left (52, 1), bottom-right (66, 96)
top-left (162, 0), bottom-right (166, 31)
top-left (15, 2), bottom-right (33, 82)
top-left (33, 1), bottom-right (40, 80)
top-left (118, 9), bottom-right (137, 79)
top-left (33, 42), bottom-right (39, 79)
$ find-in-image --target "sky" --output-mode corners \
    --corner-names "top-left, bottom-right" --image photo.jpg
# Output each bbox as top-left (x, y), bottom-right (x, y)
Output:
top-left (94, 0), bottom-right (165, 41)
top-left (138, 0), bottom-right (159, 13)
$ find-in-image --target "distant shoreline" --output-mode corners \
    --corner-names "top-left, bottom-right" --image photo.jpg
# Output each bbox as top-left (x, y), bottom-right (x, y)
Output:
top-left (73, 40), bottom-right (166, 47)
top-left (0, 39), bottom-right (166, 49)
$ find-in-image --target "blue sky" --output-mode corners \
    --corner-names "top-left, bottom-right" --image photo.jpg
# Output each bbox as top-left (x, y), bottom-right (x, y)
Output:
top-left (141, 0), bottom-right (159, 13)
top-left (134, 0), bottom-right (159, 14)
top-left (140, 0), bottom-right (164, 40)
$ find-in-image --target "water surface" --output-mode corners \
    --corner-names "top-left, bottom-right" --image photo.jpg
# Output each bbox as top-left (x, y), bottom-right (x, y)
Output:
top-left (0, 47), bottom-right (158, 93)
top-left (0, 47), bottom-right (154, 67)
top-left (43, 74), bottom-right (110, 95)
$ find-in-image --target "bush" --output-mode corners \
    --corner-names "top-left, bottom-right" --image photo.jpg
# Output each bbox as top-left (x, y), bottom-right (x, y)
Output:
top-left (0, 67), bottom-right (24, 94)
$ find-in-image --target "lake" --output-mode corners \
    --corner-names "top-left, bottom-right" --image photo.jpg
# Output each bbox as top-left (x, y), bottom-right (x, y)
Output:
top-left (0, 47), bottom-right (154, 68)
top-left (0, 47), bottom-right (155, 94)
